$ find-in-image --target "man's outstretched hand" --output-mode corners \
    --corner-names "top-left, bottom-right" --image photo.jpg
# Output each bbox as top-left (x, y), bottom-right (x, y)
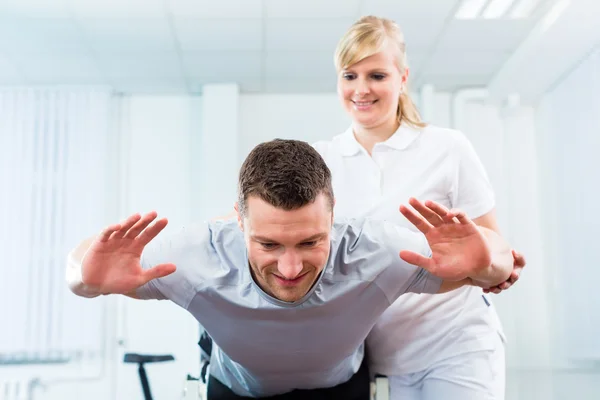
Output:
top-left (81, 211), bottom-right (176, 295)
top-left (399, 198), bottom-right (491, 282)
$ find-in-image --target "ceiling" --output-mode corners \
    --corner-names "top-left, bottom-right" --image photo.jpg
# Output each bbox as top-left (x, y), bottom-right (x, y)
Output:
top-left (0, 0), bottom-right (554, 94)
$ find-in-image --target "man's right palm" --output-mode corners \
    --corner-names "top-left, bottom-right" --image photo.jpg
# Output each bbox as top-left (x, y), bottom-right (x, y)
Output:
top-left (81, 211), bottom-right (176, 295)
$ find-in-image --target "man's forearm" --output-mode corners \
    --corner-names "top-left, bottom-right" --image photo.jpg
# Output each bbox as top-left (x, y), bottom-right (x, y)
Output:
top-left (66, 237), bottom-right (102, 298)
top-left (470, 227), bottom-right (513, 288)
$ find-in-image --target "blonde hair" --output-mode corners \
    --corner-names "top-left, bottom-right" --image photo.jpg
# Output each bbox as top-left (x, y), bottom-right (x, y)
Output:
top-left (334, 16), bottom-right (426, 129)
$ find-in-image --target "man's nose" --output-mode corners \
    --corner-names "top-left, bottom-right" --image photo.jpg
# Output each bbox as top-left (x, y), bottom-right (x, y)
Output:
top-left (277, 250), bottom-right (303, 279)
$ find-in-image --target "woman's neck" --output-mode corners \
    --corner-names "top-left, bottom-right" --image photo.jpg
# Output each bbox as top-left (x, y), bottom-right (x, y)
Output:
top-left (353, 118), bottom-right (400, 155)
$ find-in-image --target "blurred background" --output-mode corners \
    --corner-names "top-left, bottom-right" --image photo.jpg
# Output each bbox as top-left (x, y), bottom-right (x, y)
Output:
top-left (0, 0), bottom-right (598, 399)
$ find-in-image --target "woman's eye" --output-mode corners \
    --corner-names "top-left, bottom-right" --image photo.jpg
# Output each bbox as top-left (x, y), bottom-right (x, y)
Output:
top-left (342, 73), bottom-right (356, 80)
top-left (371, 74), bottom-right (386, 81)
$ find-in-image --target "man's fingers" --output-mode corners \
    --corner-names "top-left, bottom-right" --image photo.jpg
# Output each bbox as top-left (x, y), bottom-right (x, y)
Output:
top-left (99, 223), bottom-right (122, 242)
top-left (408, 198), bottom-right (444, 227)
top-left (424, 200), bottom-right (459, 224)
top-left (137, 218), bottom-right (169, 246)
top-left (423, 200), bottom-right (451, 218)
top-left (142, 263), bottom-right (177, 283)
top-left (110, 213), bottom-right (142, 240)
top-left (123, 211), bottom-right (159, 239)
top-left (400, 204), bottom-right (433, 234)
top-left (451, 209), bottom-right (473, 225)
top-left (441, 211), bottom-right (459, 224)
top-left (399, 250), bottom-right (434, 270)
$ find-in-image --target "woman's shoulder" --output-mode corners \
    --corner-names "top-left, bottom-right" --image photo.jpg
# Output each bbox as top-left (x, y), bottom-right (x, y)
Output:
top-left (420, 124), bottom-right (468, 143)
top-left (415, 124), bottom-right (477, 156)
top-left (312, 129), bottom-right (354, 157)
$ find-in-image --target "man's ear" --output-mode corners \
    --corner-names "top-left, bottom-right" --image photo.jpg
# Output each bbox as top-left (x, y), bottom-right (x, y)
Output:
top-left (331, 198), bottom-right (336, 225)
top-left (234, 202), bottom-right (243, 231)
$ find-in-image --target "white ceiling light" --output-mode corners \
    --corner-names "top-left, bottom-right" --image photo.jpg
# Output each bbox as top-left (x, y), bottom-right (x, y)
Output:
top-left (455, 0), bottom-right (546, 19)
top-left (538, 0), bottom-right (570, 30)
top-left (509, 0), bottom-right (543, 18)
top-left (482, 0), bottom-right (518, 18)
top-left (454, 0), bottom-right (489, 19)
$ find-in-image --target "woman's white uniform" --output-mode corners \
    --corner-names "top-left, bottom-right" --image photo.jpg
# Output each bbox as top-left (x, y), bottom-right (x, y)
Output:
top-left (313, 123), bottom-right (506, 400)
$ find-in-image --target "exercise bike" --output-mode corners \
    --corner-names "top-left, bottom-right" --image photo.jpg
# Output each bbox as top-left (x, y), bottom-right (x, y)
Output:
top-left (123, 352), bottom-right (206, 400)
top-left (123, 353), bottom-right (174, 400)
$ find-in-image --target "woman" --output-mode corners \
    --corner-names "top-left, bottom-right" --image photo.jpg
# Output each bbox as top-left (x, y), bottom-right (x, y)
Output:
top-left (313, 16), bottom-right (525, 400)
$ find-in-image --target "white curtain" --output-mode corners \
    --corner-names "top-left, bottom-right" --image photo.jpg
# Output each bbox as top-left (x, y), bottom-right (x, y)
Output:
top-left (453, 93), bottom-right (552, 370)
top-left (536, 46), bottom-right (600, 367)
top-left (0, 88), bottom-right (114, 366)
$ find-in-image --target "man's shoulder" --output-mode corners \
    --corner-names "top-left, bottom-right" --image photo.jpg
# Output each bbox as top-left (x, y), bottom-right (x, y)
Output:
top-left (207, 219), bottom-right (244, 247)
top-left (148, 219), bottom-right (245, 275)
top-left (331, 217), bottom-right (427, 259)
top-left (330, 218), bottom-right (394, 264)
top-left (326, 218), bottom-right (409, 286)
top-left (205, 219), bottom-right (247, 272)
top-left (332, 217), bottom-right (409, 240)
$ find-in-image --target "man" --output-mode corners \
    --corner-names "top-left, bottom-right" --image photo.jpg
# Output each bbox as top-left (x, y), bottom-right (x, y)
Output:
top-left (67, 139), bottom-right (513, 399)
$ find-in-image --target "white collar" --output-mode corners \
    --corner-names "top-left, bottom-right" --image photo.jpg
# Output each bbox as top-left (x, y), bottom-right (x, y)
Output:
top-left (338, 123), bottom-right (423, 156)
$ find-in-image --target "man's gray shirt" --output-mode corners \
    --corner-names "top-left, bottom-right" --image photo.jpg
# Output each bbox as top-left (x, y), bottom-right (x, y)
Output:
top-left (137, 218), bottom-right (441, 397)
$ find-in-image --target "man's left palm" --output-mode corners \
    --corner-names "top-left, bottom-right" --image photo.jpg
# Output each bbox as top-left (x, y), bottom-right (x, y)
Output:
top-left (399, 198), bottom-right (491, 281)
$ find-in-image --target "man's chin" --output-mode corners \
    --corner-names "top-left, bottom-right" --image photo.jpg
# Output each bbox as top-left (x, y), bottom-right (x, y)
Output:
top-left (267, 272), bottom-right (318, 302)
top-left (271, 286), bottom-right (309, 303)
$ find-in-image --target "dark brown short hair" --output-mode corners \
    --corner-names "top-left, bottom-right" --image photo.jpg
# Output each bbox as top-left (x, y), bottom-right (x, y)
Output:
top-left (237, 139), bottom-right (334, 216)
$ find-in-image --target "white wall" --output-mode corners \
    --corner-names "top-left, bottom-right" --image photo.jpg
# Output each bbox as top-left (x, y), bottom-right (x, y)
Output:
top-left (239, 94), bottom-right (350, 162)
top-left (536, 46), bottom-right (600, 368)
top-left (113, 96), bottom-right (202, 400)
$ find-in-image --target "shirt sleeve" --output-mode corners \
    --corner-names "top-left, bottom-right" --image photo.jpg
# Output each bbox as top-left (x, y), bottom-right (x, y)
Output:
top-left (449, 131), bottom-right (496, 218)
top-left (337, 219), bottom-right (442, 304)
top-left (135, 222), bottom-right (211, 308)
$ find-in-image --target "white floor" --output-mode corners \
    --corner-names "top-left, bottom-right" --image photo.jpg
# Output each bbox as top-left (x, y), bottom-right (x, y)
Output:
top-left (506, 369), bottom-right (600, 400)
top-left (4, 369), bottom-right (600, 400)
top-left (100, 370), bottom-right (600, 400)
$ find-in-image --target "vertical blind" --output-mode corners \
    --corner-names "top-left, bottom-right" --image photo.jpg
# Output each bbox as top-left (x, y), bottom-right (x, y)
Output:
top-left (0, 88), bottom-right (113, 365)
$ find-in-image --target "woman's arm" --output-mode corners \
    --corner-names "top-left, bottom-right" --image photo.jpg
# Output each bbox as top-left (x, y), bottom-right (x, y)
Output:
top-left (473, 210), bottom-right (525, 294)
